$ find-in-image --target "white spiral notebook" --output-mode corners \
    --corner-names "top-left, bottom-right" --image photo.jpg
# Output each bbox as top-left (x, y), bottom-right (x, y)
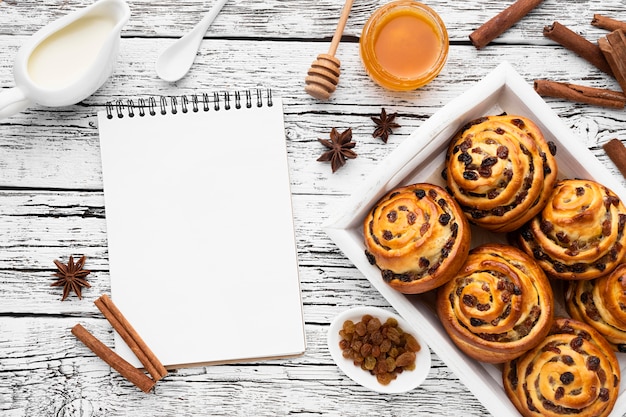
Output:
top-left (97, 90), bottom-right (306, 369)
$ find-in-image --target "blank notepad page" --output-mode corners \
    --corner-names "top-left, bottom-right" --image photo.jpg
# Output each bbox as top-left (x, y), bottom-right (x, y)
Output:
top-left (97, 93), bottom-right (305, 368)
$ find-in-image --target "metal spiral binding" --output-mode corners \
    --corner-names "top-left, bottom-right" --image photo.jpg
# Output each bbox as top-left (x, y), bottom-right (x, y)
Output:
top-left (105, 89), bottom-right (273, 119)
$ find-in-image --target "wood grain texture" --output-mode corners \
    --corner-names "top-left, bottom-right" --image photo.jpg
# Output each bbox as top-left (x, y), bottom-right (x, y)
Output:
top-left (1, 1), bottom-right (626, 416)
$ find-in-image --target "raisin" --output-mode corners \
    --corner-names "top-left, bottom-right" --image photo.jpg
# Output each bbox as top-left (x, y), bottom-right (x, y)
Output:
top-left (482, 156), bottom-right (498, 167)
top-left (458, 152), bottom-right (473, 165)
top-left (520, 228), bottom-right (533, 241)
top-left (405, 334), bottom-right (421, 352)
top-left (414, 189), bottom-right (426, 199)
top-left (382, 230), bottom-right (393, 240)
top-left (387, 211), bottom-right (397, 222)
top-left (407, 212), bottom-right (417, 225)
top-left (470, 318), bottom-right (484, 326)
top-left (439, 213), bottom-right (451, 225)
top-left (360, 343), bottom-right (373, 357)
top-left (478, 166), bottom-right (492, 177)
top-left (463, 294), bottom-right (477, 307)
top-left (554, 387), bottom-right (565, 400)
top-left (570, 336), bottom-right (584, 351)
top-left (497, 146), bottom-right (509, 159)
top-left (540, 220), bottom-right (554, 234)
top-left (587, 356), bottom-right (600, 371)
top-left (495, 127), bottom-right (505, 134)
top-left (599, 388), bottom-right (610, 402)
top-left (556, 232), bottom-right (569, 243)
top-left (560, 372), bottom-right (574, 385)
top-left (576, 187), bottom-right (585, 196)
top-left (355, 321), bottom-right (367, 336)
top-left (548, 141), bottom-right (557, 156)
top-left (460, 138), bottom-right (472, 152)
top-left (511, 118), bottom-right (525, 128)
top-left (376, 372), bottom-right (394, 385)
top-left (602, 219), bottom-right (611, 237)
top-left (363, 355), bottom-right (376, 370)
top-left (463, 171), bottom-right (478, 181)
top-left (395, 351), bottom-right (416, 367)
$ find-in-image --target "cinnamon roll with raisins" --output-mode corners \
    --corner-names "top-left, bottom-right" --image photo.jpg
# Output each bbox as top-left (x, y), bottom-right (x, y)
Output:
top-left (363, 183), bottom-right (471, 294)
top-left (566, 263), bottom-right (626, 352)
top-left (443, 114), bottom-right (557, 232)
top-left (517, 179), bottom-right (626, 280)
top-left (436, 244), bottom-right (553, 363)
top-left (503, 318), bottom-right (620, 417)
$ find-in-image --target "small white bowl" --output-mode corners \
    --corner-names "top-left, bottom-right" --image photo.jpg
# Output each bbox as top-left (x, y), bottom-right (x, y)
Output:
top-left (327, 306), bottom-right (431, 394)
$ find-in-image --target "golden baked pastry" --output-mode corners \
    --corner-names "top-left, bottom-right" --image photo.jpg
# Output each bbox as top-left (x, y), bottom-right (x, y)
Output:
top-left (436, 243), bottom-right (553, 363)
top-left (503, 317), bottom-right (620, 417)
top-left (443, 114), bottom-right (558, 232)
top-left (517, 178), bottom-right (626, 280)
top-left (363, 183), bottom-right (471, 294)
top-left (565, 263), bottom-right (626, 351)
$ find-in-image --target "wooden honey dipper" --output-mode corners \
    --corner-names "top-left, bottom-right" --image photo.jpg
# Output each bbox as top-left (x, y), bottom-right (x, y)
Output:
top-left (305, 0), bottom-right (355, 100)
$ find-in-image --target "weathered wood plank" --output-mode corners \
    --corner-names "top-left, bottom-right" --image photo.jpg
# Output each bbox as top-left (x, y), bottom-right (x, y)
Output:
top-left (0, 0), bottom-right (624, 45)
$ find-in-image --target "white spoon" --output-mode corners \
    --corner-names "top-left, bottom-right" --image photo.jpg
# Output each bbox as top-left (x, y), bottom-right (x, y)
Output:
top-left (155, 0), bottom-right (228, 82)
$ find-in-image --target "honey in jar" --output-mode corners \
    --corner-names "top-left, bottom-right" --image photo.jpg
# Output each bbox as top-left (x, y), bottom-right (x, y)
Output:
top-left (360, 1), bottom-right (449, 91)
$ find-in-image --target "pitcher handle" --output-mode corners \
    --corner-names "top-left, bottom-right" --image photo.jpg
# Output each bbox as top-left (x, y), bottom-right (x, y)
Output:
top-left (0, 87), bottom-right (32, 120)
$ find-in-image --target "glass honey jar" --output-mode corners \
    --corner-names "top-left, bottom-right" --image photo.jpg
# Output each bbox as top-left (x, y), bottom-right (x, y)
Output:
top-left (360, 1), bottom-right (449, 91)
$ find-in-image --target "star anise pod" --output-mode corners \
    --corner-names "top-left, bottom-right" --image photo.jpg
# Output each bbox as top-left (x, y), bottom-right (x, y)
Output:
top-left (51, 255), bottom-right (91, 301)
top-left (317, 127), bottom-right (357, 173)
top-left (371, 108), bottom-right (400, 143)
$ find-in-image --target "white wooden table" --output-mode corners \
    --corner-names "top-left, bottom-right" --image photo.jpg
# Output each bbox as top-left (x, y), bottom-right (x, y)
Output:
top-left (1, 1), bottom-right (625, 416)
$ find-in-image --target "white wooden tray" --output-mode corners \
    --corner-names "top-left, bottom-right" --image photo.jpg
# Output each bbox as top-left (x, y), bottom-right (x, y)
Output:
top-left (323, 61), bottom-right (626, 417)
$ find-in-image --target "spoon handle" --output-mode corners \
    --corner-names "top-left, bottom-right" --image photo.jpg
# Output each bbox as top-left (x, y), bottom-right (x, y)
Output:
top-left (328, 0), bottom-right (355, 57)
top-left (192, 0), bottom-right (228, 38)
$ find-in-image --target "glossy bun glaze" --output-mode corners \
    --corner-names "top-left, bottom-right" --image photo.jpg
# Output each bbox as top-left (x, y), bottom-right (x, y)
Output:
top-left (517, 179), bottom-right (626, 280)
top-left (436, 243), bottom-right (553, 363)
top-left (443, 114), bottom-right (557, 232)
top-left (363, 183), bottom-right (471, 294)
top-left (503, 317), bottom-right (620, 417)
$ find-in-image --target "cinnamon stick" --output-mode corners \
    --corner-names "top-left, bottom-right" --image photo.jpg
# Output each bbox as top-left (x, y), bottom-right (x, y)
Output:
top-left (598, 30), bottom-right (626, 93)
top-left (543, 21), bottom-right (613, 76)
top-left (95, 294), bottom-right (167, 382)
top-left (592, 14), bottom-right (626, 33)
top-left (602, 139), bottom-right (626, 179)
top-left (71, 324), bottom-right (156, 393)
top-left (469, 0), bottom-right (544, 49)
top-left (533, 79), bottom-right (626, 108)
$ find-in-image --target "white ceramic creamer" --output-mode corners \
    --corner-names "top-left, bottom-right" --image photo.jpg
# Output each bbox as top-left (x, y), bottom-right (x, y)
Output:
top-left (0, 0), bottom-right (130, 119)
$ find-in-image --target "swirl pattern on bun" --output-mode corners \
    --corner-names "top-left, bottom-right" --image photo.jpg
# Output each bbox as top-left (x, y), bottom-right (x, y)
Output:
top-left (443, 114), bottom-right (557, 232)
top-left (503, 318), bottom-right (620, 417)
top-left (517, 179), bottom-right (626, 280)
top-left (566, 263), bottom-right (626, 352)
top-left (436, 243), bottom-right (553, 363)
top-left (363, 183), bottom-right (471, 294)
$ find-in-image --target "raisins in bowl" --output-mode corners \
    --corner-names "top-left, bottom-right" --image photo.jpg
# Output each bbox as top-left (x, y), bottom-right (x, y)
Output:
top-left (327, 306), bottom-right (431, 394)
